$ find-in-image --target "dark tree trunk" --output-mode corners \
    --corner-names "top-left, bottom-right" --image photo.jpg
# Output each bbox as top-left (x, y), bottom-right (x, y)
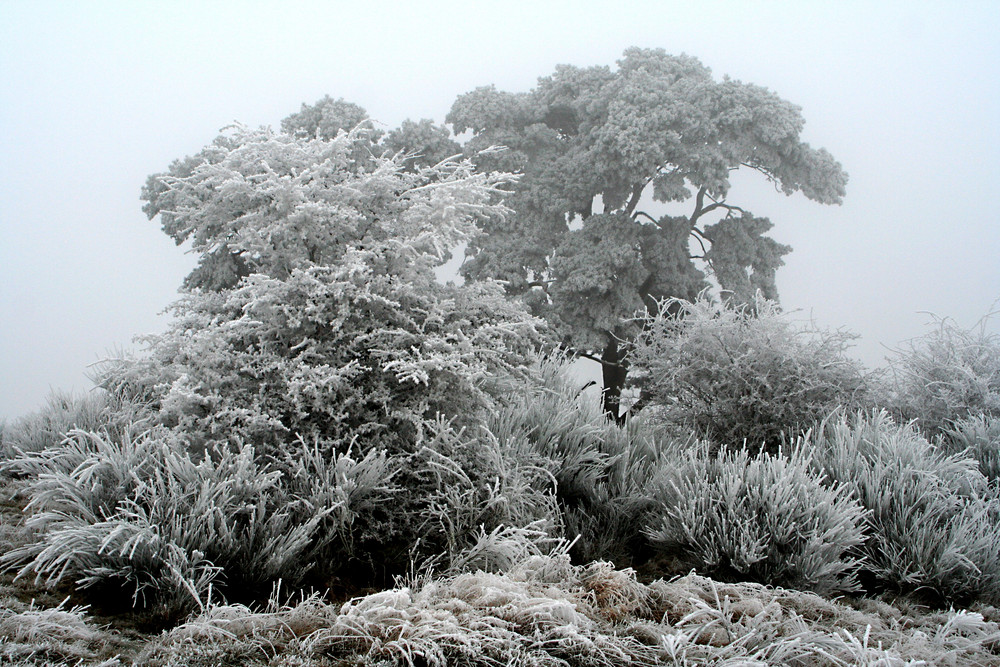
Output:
top-left (601, 339), bottom-right (628, 426)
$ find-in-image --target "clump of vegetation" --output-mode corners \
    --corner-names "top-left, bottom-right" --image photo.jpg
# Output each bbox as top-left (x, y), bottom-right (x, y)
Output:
top-left (885, 310), bottom-right (1000, 436)
top-left (943, 414), bottom-right (1000, 480)
top-left (0, 599), bottom-right (115, 666)
top-left (630, 292), bottom-right (870, 453)
top-left (646, 444), bottom-right (867, 596)
top-left (810, 410), bottom-right (1000, 604)
top-left (1, 389), bottom-right (120, 460)
top-left (479, 355), bottom-right (673, 565)
top-left (134, 547), bottom-right (1000, 667)
top-left (2, 427), bottom-right (395, 622)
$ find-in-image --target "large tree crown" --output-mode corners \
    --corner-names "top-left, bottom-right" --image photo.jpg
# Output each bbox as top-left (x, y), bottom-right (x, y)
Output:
top-left (447, 47), bottom-right (847, 349)
top-left (142, 123), bottom-right (511, 291)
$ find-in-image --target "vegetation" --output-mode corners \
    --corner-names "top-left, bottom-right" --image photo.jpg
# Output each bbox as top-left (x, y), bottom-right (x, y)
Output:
top-left (2, 47), bottom-right (999, 664)
top-left (447, 47), bottom-right (848, 421)
top-left (884, 310), bottom-right (1000, 436)
top-left (629, 292), bottom-right (870, 452)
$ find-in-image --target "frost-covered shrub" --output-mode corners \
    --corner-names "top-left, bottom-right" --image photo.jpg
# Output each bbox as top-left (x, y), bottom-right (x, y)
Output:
top-left (810, 411), bottom-right (1000, 604)
top-left (482, 356), bottom-right (673, 564)
top-left (630, 292), bottom-right (869, 454)
top-left (109, 123), bottom-right (544, 460)
top-left (886, 312), bottom-right (1000, 435)
top-left (0, 389), bottom-right (145, 461)
top-left (3, 428), bottom-right (394, 620)
top-left (943, 414), bottom-right (1000, 480)
top-left (646, 445), bottom-right (867, 595)
top-left (343, 417), bottom-right (562, 578)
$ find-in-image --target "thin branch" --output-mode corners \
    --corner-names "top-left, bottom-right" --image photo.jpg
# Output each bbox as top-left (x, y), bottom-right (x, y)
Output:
top-left (689, 227), bottom-right (709, 256)
top-left (700, 201), bottom-right (746, 217)
top-left (576, 350), bottom-right (627, 370)
top-left (633, 211), bottom-right (659, 225)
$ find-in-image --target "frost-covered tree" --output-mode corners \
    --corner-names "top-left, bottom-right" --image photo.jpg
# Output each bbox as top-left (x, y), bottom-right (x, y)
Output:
top-left (448, 48), bottom-right (848, 422)
top-left (125, 124), bottom-right (543, 455)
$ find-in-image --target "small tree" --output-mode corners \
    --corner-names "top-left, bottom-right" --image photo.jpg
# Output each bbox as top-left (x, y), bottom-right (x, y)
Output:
top-left (120, 123), bottom-right (544, 456)
top-left (447, 48), bottom-right (848, 421)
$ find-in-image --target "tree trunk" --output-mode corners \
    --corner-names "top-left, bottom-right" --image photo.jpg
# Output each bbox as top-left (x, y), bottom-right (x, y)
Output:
top-left (601, 339), bottom-right (628, 426)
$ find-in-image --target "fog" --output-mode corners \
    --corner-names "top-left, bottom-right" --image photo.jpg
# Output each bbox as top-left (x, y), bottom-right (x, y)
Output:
top-left (1, 1), bottom-right (998, 420)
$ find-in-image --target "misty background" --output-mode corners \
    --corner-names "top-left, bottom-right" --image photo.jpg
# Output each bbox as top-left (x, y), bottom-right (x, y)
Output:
top-left (1, 1), bottom-right (998, 420)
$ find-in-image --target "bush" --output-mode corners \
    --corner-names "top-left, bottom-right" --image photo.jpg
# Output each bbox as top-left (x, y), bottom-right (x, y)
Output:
top-left (110, 123), bottom-right (546, 461)
top-left (810, 411), bottom-right (1000, 604)
top-left (942, 414), bottom-right (1000, 481)
top-left (645, 444), bottom-right (867, 595)
top-left (2, 428), bottom-right (395, 621)
top-left (482, 356), bottom-right (674, 565)
top-left (885, 311), bottom-right (1000, 435)
top-left (630, 292), bottom-right (869, 454)
top-left (354, 416), bottom-right (562, 578)
top-left (1, 390), bottom-right (125, 460)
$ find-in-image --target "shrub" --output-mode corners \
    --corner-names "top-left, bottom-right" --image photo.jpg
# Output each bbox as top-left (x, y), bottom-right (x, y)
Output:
top-left (810, 411), bottom-right (1000, 604)
top-left (482, 356), bottom-right (674, 565)
top-left (351, 416), bottom-right (562, 579)
top-left (645, 444), bottom-right (867, 595)
top-left (1, 390), bottom-right (114, 460)
top-left (2, 427), bottom-right (395, 621)
top-left (942, 414), bottom-right (1000, 480)
top-left (630, 292), bottom-right (870, 454)
top-left (109, 123), bottom-right (546, 461)
top-left (885, 310), bottom-right (1000, 435)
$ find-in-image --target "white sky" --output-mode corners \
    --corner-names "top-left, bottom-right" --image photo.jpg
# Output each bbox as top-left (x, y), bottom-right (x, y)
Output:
top-left (1, 0), bottom-right (998, 420)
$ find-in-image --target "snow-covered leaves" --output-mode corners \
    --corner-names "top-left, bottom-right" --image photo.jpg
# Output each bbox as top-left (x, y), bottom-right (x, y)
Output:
top-left (630, 292), bottom-right (869, 452)
top-left (128, 121), bottom-right (545, 456)
top-left (142, 122), bottom-right (515, 291)
top-left (450, 47), bottom-right (848, 356)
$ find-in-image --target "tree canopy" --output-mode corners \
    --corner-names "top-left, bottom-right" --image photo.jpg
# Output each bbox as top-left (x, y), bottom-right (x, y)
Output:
top-left (447, 47), bottom-right (848, 420)
top-left (129, 123), bottom-right (543, 455)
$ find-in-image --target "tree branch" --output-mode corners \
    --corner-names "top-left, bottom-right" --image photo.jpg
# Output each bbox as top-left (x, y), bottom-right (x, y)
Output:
top-left (689, 186), bottom-right (708, 224)
top-left (690, 227), bottom-right (709, 256)
top-left (576, 350), bottom-right (627, 370)
top-left (633, 210), bottom-right (659, 225)
top-left (624, 178), bottom-right (652, 216)
top-left (700, 201), bottom-right (746, 218)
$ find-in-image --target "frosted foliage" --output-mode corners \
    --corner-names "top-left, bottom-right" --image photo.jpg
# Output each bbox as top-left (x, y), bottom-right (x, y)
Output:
top-left (142, 549), bottom-right (1000, 666)
top-left (123, 123), bottom-right (545, 456)
top-left (450, 47), bottom-right (847, 351)
top-left (2, 428), bottom-right (395, 619)
top-left (630, 292), bottom-right (868, 452)
top-left (886, 312), bottom-right (1000, 435)
top-left (647, 445), bottom-right (866, 596)
top-left (479, 355), bottom-right (670, 564)
top-left (943, 414), bottom-right (1000, 480)
top-left (105, 267), bottom-right (542, 456)
top-left (142, 123), bottom-right (513, 291)
top-left (383, 118), bottom-right (462, 171)
top-left (811, 411), bottom-right (1000, 604)
top-left (280, 95), bottom-right (373, 140)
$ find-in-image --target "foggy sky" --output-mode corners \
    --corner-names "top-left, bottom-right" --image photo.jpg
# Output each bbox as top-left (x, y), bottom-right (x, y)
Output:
top-left (2, 1), bottom-right (998, 420)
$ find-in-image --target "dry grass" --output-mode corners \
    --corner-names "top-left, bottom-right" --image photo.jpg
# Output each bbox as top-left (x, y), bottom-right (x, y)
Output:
top-left (133, 552), bottom-right (1000, 666)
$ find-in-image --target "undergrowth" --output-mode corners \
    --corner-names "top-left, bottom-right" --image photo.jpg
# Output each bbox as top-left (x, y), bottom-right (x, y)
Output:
top-left (810, 410), bottom-right (1000, 605)
top-left (133, 548), bottom-right (1000, 667)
